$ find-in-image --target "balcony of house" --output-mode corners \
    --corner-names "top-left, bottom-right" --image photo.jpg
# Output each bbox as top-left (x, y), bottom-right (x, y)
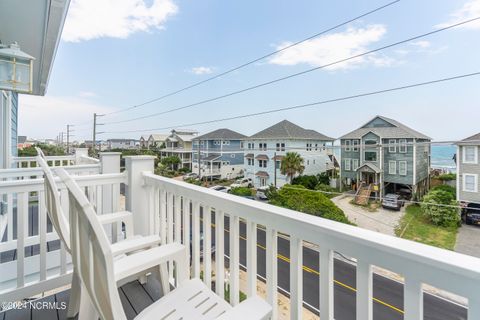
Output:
top-left (0, 152), bottom-right (480, 320)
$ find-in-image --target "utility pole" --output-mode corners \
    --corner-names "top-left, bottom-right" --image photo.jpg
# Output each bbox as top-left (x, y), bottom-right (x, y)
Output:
top-left (66, 124), bottom-right (74, 154)
top-left (92, 113), bottom-right (105, 156)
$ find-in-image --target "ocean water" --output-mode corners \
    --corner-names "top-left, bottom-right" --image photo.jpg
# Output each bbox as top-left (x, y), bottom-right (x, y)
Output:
top-left (431, 145), bottom-right (456, 171)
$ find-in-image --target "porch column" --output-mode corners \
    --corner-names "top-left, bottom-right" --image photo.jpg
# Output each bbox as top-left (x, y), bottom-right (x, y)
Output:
top-left (125, 156), bottom-right (155, 236)
top-left (99, 152), bottom-right (121, 241)
top-left (74, 148), bottom-right (88, 164)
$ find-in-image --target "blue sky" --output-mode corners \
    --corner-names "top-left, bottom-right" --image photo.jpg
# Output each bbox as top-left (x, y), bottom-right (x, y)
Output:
top-left (19, 0), bottom-right (480, 142)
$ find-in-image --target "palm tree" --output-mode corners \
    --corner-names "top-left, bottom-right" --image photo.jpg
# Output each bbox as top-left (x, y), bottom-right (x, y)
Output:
top-left (280, 152), bottom-right (305, 183)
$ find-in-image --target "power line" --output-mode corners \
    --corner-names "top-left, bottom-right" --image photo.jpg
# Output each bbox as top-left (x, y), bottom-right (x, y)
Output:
top-left (102, 0), bottom-right (401, 117)
top-left (101, 71), bottom-right (480, 134)
top-left (103, 16), bottom-right (480, 126)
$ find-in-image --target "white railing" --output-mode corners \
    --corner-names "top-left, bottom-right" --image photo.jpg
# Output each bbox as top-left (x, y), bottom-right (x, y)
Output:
top-left (11, 155), bottom-right (75, 168)
top-left (0, 171), bottom-right (127, 302)
top-left (140, 171), bottom-right (480, 320)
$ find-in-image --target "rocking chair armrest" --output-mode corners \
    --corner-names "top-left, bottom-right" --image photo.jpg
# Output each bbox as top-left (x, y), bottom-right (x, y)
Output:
top-left (216, 296), bottom-right (272, 320)
top-left (97, 211), bottom-right (134, 238)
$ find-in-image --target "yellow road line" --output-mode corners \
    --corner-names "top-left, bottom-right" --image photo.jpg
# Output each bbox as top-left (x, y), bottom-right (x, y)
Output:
top-left (202, 220), bottom-right (404, 314)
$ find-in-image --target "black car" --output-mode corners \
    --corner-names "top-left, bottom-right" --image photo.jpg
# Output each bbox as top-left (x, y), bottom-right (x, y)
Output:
top-left (465, 203), bottom-right (480, 226)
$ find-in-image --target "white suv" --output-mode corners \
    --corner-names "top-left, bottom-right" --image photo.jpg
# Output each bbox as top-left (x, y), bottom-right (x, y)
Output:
top-left (231, 178), bottom-right (253, 188)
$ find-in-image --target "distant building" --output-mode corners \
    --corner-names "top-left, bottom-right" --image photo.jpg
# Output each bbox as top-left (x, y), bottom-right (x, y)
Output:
top-left (107, 139), bottom-right (138, 150)
top-left (192, 128), bottom-right (247, 180)
top-left (147, 134), bottom-right (169, 149)
top-left (243, 120), bottom-right (334, 188)
top-left (339, 115), bottom-right (431, 200)
top-left (161, 130), bottom-right (198, 170)
top-left (456, 133), bottom-right (480, 205)
top-left (139, 135), bottom-right (149, 148)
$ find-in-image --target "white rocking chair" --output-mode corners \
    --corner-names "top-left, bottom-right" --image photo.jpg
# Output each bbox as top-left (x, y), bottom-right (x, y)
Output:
top-left (36, 149), bottom-right (168, 318)
top-left (58, 168), bottom-right (272, 320)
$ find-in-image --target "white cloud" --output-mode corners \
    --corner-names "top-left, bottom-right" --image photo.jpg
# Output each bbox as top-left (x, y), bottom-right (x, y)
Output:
top-left (62, 0), bottom-right (178, 42)
top-left (268, 24), bottom-right (390, 70)
top-left (190, 66), bottom-right (214, 75)
top-left (410, 40), bottom-right (431, 49)
top-left (78, 91), bottom-right (97, 98)
top-left (436, 0), bottom-right (480, 30)
top-left (18, 95), bottom-right (114, 139)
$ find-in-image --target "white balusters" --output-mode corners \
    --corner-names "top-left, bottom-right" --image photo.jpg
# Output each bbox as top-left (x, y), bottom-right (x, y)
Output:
top-left (192, 202), bottom-right (201, 278)
top-left (167, 192), bottom-right (174, 244)
top-left (319, 247), bottom-right (334, 320)
top-left (246, 220), bottom-right (257, 297)
top-left (174, 195), bottom-right (181, 242)
top-left (404, 277), bottom-right (423, 320)
top-left (356, 260), bottom-right (372, 320)
top-left (39, 190), bottom-right (47, 281)
top-left (290, 236), bottom-right (303, 320)
top-left (203, 206), bottom-right (212, 288)
top-left (215, 209), bottom-right (224, 296)
top-left (160, 189), bottom-right (167, 245)
top-left (229, 214), bottom-right (240, 306)
top-left (182, 197), bottom-right (190, 265)
top-left (16, 192), bottom-right (28, 288)
top-left (266, 227), bottom-right (278, 318)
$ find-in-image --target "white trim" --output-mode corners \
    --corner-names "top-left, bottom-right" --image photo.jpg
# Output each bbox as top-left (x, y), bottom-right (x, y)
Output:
top-left (345, 158), bottom-right (351, 171)
top-left (388, 139), bottom-right (396, 153)
top-left (399, 161), bottom-right (407, 176)
top-left (462, 146), bottom-right (478, 164)
top-left (345, 140), bottom-right (352, 152)
top-left (463, 174), bottom-right (478, 193)
top-left (352, 159), bottom-right (359, 171)
top-left (388, 160), bottom-right (396, 175)
top-left (399, 139), bottom-right (407, 153)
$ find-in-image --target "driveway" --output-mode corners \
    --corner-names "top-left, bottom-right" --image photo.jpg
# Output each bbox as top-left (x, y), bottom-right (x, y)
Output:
top-left (455, 224), bottom-right (480, 258)
top-left (331, 195), bottom-right (405, 236)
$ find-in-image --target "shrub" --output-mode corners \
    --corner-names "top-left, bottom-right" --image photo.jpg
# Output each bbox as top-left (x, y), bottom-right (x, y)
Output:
top-left (315, 183), bottom-right (336, 198)
top-left (431, 184), bottom-right (456, 198)
top-left (291, 175), bottom-right (318, 190)
top-left (437, 173), bottom-right (456, 181)
top-left (421, 190), bottom-right (459, 227)
top-left (269, 185), bottom-right (352, 224)
top-left (316, 172), bottom-right (330, 186)
top-left (230, 187), bottom-right (253, 197)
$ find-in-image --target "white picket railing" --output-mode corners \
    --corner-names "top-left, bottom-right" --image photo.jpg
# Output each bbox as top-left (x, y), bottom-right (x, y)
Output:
top-left (140, 171), bottom-right (480, 320)
top-left (11, 155), bottom-right (75, 168)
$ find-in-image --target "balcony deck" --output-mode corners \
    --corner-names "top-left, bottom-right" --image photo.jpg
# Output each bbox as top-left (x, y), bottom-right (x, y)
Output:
top-left (0, 277), bottom-right (164, 320)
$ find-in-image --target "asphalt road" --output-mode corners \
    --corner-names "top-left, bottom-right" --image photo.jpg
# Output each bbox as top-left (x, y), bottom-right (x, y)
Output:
top-left (207, 216), bottom-right (468, 320)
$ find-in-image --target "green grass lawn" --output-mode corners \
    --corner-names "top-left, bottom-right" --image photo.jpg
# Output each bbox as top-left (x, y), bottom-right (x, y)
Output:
top-left (395, 205), bottom-right (458, 250)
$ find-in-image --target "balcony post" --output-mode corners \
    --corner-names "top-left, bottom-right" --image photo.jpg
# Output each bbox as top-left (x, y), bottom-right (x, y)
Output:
top-left (74, 148), bottom-right (88, 164)
top-left (100, 152), bottom-right (121, 241)
top-left (125, 156), bottom-right (155, 236)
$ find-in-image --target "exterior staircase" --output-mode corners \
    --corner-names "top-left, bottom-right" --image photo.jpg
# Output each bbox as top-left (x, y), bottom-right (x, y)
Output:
top-left (355, 183), bottom-right (372, 205)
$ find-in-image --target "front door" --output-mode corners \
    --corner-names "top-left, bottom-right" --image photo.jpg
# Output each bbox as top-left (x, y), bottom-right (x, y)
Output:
top-left (362, 172), bottom-right (375, 185)
top-left (260, 177), bottom-right (267, 187)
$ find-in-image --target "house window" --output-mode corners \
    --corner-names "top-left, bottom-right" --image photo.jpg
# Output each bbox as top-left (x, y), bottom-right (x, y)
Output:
top-left (247, 158), bottom-right (253, 166)
top-left (352, 159), bottom-right (359, 170)
top-left (463, 174), bottom-right (478, 192)
top-left (240, 142), bottom-right (244, 149)
top-left (463, 146), bottom-right (478, 164)
top-left (345, 140), bottom-right (351, 152)
top-left (364, 151), bottom-right (377, 162)
top-left (352, 140), bottom-right (359, 151)
top-left (222, 140), bottom-right (230, 145)
top-left (345, 159), bottom-right (351, 171)
top-left (276, 143), bottom-right (285, 151)
top-left (307, 160), bottom-right (310, 165)
top-left (306, 143), bottom-right (312, 151)
top-left (259, 143), bottom-right (267, 151)
top-left (389, 160), bottom-right (396, 175)
top-left (399, 161), bottom-right (407, 176)
top-left (258, 159), bottom-right (267, 168)
top-left (230, 154), bottom-right (235, 158)
top-left (399, 139), bottom-right (407, 153)
top-left (214, 140), bottom-right (220, 145)
top-left (275, 160), bottom-right (281, 169)
top-left (313, 160), bottom-right (316, 165)
top-left (315, 143), bottom-right (318, 151)
top-left (389, 139), bottom-right (396, 153)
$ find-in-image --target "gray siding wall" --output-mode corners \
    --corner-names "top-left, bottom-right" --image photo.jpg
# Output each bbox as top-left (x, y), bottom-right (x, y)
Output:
top-left (458, 145), bottom-right (480, 203)
top-left (382, 138), bottom-right (414, 185)
top-left (415, 139), bottom-right (430, 183)
top-left (340, 138), bottom-right (360, 180)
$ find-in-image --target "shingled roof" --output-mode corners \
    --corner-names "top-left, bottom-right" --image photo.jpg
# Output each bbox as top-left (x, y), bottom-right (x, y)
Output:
top-left (193, 128), bottom-right (247, 141)
top-left (249, 120), bottom-right (333, 141)
top-left (339, 116), bottom-right (431, 140)
top-left (457, 132), bottom-right (480, 145)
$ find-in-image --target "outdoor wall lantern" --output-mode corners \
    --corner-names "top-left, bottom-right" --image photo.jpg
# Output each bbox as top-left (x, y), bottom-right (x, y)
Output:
top-left (0, 42), bottom-right (35, 93)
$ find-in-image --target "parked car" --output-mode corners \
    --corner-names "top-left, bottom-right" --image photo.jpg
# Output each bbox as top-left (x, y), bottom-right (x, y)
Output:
top-left (465, 203), bottom-right (480, 226)
top-left (382, 194), bottom-right (404, 211)
top-left (209, 185), bottom-right (231, 193)
top-left (231, 178), bottom-right (253, 188)
top-left (183, 173), bottom-right (198, 181)
top-left (256, 186), bottom-right (270, 200)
